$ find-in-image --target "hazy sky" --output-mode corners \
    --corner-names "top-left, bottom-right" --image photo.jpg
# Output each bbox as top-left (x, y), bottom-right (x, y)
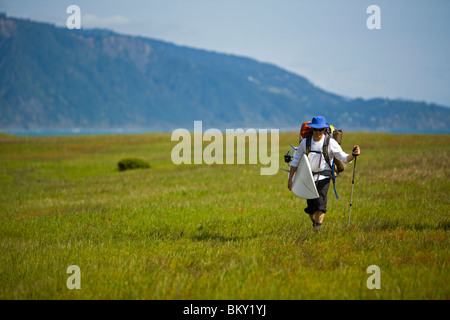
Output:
top-left (2, 0), bottom-right (450, 107)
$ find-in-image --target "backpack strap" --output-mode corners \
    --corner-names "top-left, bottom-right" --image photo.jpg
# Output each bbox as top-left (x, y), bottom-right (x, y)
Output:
top-left (312, 170), bottom-right (332, 177)
top-left (322, 129), bottom-right (333, 172)
top-left (306, 132), bottom-right (324, 168)
top-left (323, 129), bottom-right (339, 198)
top-left (307, 127), bottom-right (339, 199)
top-left (307, 130), bottom-right (331, 169)
top-left (305, 132), bottom-right (313, 155)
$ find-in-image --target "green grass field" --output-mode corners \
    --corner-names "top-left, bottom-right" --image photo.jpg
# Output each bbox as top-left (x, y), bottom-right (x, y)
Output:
top-left (0, 131), bottom-right (449, 299)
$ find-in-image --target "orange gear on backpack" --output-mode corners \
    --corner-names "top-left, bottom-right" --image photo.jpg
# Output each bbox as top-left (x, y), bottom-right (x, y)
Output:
top-left (300, 121), bottom-right (312, 141)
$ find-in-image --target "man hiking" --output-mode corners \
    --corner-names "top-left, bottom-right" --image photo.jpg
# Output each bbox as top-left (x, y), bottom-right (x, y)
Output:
top-left (287, 116), bottom-right (360, 231)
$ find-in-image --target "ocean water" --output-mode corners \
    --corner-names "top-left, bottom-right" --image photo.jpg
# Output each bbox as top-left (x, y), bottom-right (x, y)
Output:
top-left (1, 127), bottom-right (449, 137)
top-left (1, 129), bottom-right (158, 137)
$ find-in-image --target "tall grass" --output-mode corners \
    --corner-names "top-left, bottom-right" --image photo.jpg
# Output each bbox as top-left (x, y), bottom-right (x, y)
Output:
top-left (0, 132), bottom-right (448, 299)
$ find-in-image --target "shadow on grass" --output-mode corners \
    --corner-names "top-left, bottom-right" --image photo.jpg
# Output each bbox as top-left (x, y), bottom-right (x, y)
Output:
top-left (191, 231), bottom-right (253, 242)
top-left (358, 219), bottom-right (449, 231)
top-left (147, 229), bottom-right (255, 242)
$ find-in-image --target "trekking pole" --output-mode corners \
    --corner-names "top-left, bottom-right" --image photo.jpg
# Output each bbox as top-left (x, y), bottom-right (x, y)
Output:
top-left (348, 148), bottom-right (358, 228)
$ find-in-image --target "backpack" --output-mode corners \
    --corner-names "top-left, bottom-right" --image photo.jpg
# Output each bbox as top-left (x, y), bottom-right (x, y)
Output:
top-left (299, 122), bottom-right (346, 173)
top-left (300, 122), bottom-right (346, 199)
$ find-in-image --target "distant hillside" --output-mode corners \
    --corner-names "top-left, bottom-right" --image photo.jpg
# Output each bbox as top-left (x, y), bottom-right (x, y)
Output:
top-left (1, 14), bottom-right (449, 132)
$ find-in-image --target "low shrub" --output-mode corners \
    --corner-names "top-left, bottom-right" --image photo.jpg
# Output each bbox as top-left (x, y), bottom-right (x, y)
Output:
top-left (117, 158), bottom-right (150, 171)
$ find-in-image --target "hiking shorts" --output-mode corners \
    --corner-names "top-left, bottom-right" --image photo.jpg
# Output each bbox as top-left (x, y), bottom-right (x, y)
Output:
top-left (304, 178), bottom-right (331, 215)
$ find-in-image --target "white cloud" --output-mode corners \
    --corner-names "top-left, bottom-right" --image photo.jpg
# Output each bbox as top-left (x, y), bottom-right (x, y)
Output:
top-left (82, 14), bottom-right (131, 29)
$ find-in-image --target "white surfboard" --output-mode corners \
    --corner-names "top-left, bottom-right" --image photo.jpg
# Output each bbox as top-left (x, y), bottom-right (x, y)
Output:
top-left (290, 154), bottom-right (319, 199)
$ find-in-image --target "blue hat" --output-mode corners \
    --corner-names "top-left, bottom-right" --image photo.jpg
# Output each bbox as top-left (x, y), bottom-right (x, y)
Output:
top-left (308, 116), bottom-right (330, 129)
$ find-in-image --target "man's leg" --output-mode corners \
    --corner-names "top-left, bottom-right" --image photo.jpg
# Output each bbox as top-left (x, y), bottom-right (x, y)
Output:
top-left (309, 214), bottom-right (315, 225)
top-left (312, 178), bottom-right (330, 231)
top-left (305, 178), bottom-right (330, 230)
top-left (313, 211), bottom-right (324, 231)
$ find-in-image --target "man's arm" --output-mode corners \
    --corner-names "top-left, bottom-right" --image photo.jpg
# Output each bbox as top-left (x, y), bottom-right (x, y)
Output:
top-left (287, 165), bottom-right (297, 190)
top-left (330, 139), bottom-right (360, 163)
top-left (287, 140), bottom-right (306, 190)
top-left (346, 145), bottom-right (360, 162)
